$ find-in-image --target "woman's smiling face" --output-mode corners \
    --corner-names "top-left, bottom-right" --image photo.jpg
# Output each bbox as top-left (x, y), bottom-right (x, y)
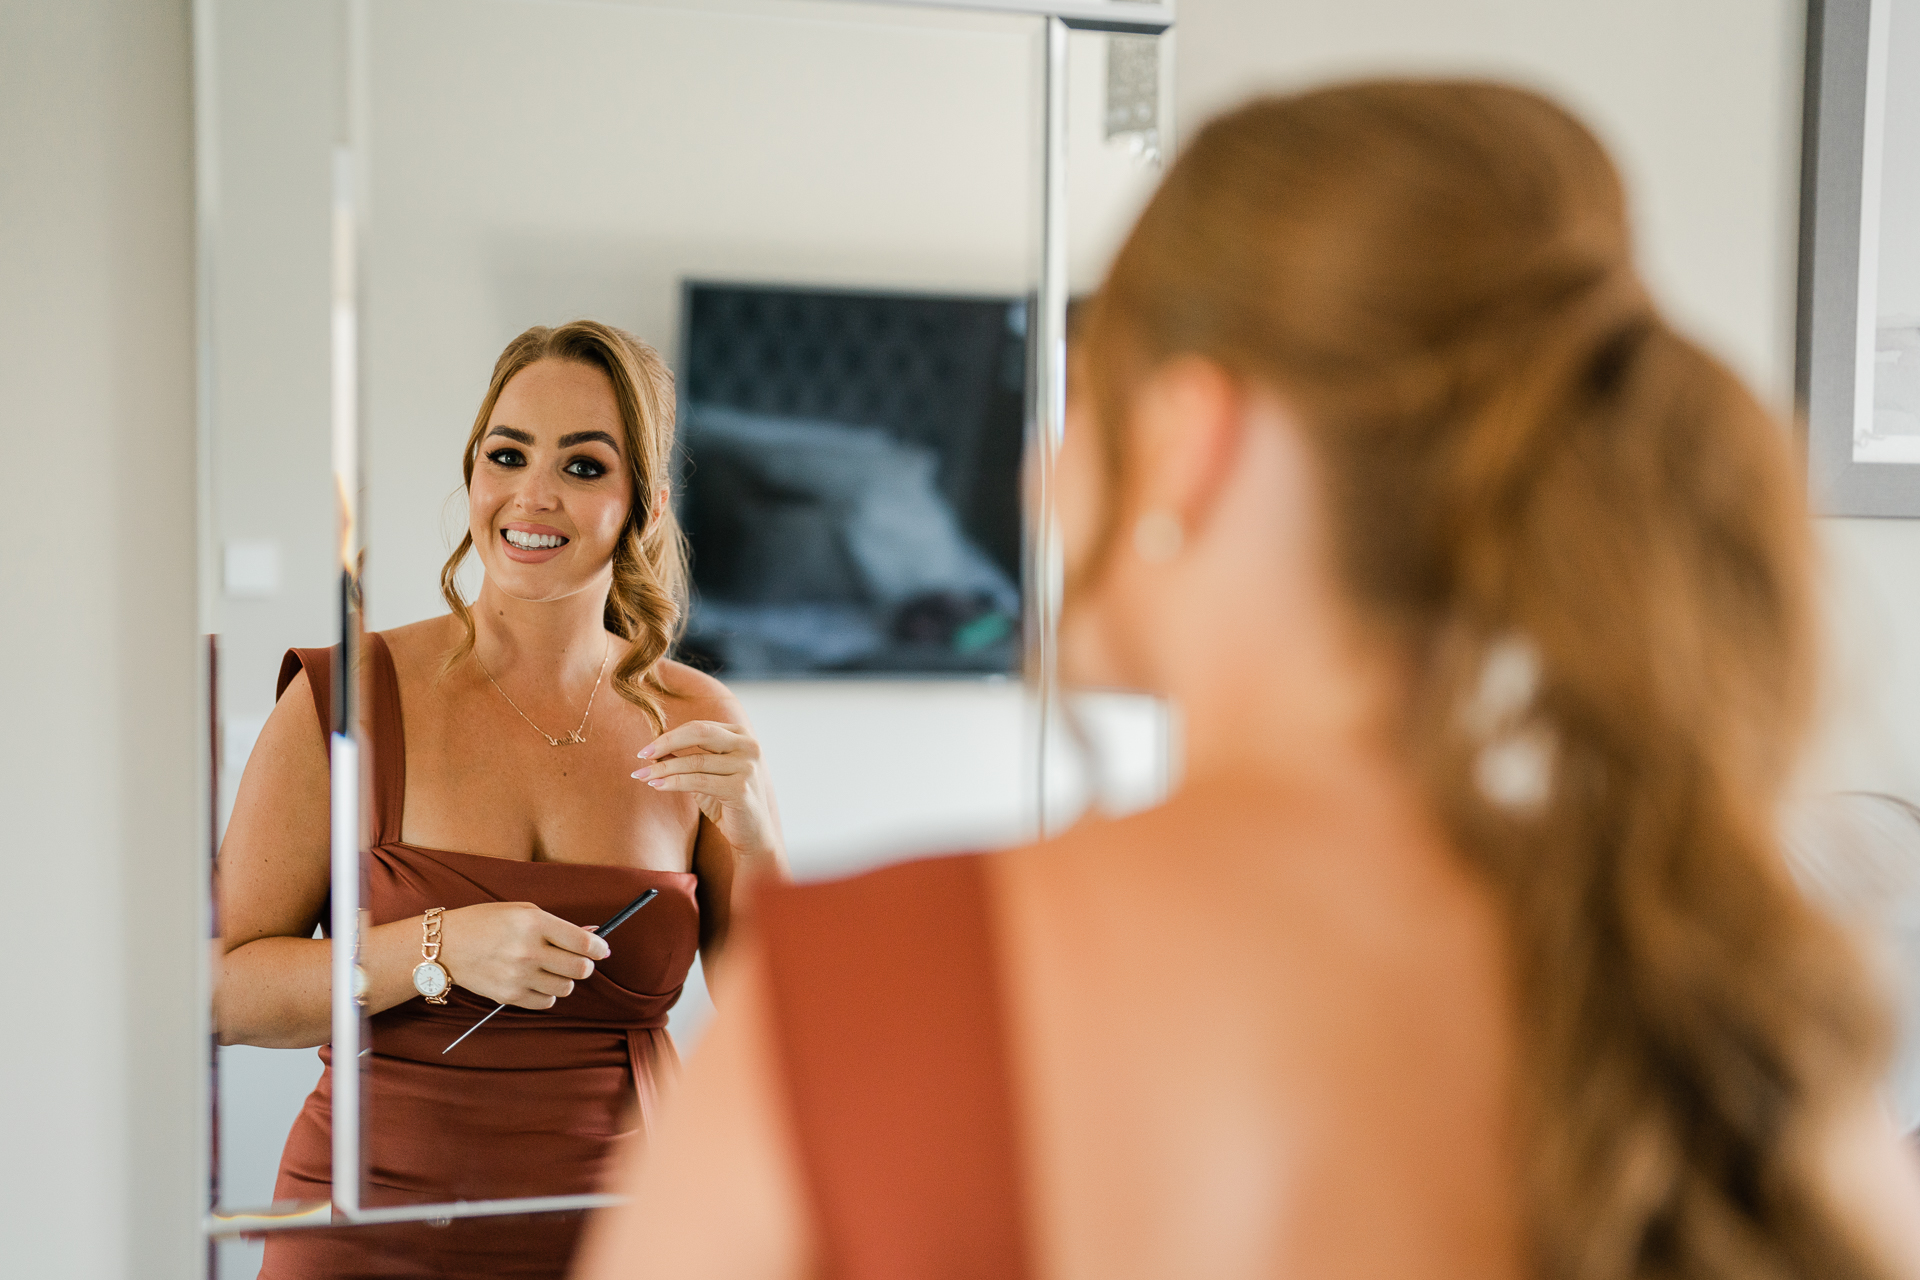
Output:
top-left (468, 357), bottom-right (632, 603)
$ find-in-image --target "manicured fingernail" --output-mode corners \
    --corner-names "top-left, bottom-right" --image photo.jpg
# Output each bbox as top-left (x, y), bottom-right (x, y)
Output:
top-left (638, 746), bottom-right (656, 759)
top-left (632, 766), bottom-right (653, 780)
top-left (647, 779), bottom-right (664, 788)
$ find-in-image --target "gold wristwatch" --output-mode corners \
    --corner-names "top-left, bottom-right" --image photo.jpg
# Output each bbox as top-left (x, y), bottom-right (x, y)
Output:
top-left (412, 907), bottom-right (452, 1004)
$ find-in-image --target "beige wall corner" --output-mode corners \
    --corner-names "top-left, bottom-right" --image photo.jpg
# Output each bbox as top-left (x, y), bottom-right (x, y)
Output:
top-left (0, 0), bottom-right (202, 1275)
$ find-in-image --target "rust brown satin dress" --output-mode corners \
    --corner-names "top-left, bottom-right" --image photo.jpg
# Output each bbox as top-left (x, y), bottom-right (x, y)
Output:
top-left (757, 854), bottom-right (1031, 1280)
top-left (261, 634), bottom-right (699, 1279)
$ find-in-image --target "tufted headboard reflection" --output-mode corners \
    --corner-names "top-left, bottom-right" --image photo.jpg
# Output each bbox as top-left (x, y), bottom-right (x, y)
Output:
top-left (680, 281), bottom-right (1028, 582)
top-left (675, 282), bottom-right (1031, 678)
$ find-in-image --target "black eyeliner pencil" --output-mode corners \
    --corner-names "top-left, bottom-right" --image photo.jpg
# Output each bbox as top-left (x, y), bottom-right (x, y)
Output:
top-left (442, 888), bottom-right (661, 1054)
top-left (594, 887), bottom-right (660, 939)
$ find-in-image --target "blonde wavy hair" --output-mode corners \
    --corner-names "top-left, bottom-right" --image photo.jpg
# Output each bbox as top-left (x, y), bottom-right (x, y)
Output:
top-left (441, 320), bottom-right (688, 732)
top-left (1079, 82), bottom-right (1896, 1279)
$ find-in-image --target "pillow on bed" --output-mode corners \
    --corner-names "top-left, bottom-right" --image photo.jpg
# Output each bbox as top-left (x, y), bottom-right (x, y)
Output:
top-left (682, 404), bottom-right (1018, 611)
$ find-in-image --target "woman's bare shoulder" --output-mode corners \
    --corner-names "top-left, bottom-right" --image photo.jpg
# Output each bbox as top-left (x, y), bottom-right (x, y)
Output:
top-left (377, 616), bottom-right (462, 678)
top-left (656, 657), bottom-right (745, 722)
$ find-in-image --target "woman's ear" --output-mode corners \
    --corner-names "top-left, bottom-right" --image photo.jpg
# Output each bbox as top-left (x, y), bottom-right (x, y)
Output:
top-left (1128, 356), bottom-right (1246, 546)
top-left (633, 485), bottom-right (670, 536)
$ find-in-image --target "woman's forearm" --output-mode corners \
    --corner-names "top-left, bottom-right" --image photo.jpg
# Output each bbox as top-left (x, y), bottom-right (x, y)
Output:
top-left (216, 916), bottom-right (431, 1048)
top-left (214, 935), bottom-right (333, 1048)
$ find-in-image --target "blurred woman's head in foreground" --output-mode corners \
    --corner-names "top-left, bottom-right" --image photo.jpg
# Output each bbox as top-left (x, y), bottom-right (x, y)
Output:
top-left (1063, 80), bottom-right (1899, 1278)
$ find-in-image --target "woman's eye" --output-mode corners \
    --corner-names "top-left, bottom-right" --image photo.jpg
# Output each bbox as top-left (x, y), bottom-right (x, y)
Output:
top-left (565, 457), bottom-right (608, 480)
top-left (484, 447), bottom-right (525, 468)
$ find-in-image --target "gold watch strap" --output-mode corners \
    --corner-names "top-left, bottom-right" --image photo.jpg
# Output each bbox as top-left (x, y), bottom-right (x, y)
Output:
top-left (422, 907), bottom-right (449, 1003)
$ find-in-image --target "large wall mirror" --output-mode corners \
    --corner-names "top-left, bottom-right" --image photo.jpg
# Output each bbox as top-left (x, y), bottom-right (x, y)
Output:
top-left (200, 0), bottom-right (1174, 1273)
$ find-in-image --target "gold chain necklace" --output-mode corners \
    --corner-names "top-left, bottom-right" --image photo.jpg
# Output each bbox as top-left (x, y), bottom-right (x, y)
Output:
top-left (474, 634), bottom-right (613, 747)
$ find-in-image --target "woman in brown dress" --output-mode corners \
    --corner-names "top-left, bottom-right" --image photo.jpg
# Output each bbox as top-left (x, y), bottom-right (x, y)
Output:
top-left (216, 321), bottom-right (781, 1277)
top-left (576, 83), bottom-right (1920, 1279)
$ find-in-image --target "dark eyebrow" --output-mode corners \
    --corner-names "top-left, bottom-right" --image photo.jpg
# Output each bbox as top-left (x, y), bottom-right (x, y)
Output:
top-left (484, 425), bottom-right (619, 452)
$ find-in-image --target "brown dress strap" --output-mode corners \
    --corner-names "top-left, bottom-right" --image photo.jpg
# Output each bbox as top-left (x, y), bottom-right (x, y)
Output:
top-left (276, 634), bottom-right (407, 846)
top-left (277, 645), bottom-right (336, 741)
top-left (359, 633), bottom-right (406, 847)
top-left (758, 853), bottom-right (1031, 1280)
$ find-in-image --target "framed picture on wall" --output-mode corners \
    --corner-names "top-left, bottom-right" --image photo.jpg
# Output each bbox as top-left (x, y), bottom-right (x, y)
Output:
top-left (1800, 0), bottom-right (1920, 514)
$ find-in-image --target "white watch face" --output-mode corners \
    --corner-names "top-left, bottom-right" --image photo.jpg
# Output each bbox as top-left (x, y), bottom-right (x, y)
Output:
top-left (412, 961), bottom-right (450, 999)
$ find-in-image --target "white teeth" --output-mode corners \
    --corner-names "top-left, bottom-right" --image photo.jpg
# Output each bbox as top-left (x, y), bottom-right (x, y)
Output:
top-left (504, 529), bottom-right (566, 550)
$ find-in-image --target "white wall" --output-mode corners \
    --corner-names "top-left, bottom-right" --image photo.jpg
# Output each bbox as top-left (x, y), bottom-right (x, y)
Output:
top-left (1809, 519), bottom-right (1920, 797)
top-left (0, 1), bottom-right (202, 1277)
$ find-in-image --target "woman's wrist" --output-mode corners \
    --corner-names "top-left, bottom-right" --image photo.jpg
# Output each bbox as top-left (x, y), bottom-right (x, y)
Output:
top-left (355, 914), bottom-right (433, 1014)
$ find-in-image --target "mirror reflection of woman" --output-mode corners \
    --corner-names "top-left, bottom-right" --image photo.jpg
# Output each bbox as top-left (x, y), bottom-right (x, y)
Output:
top-left (215, 322), bottom-right (781, 1278)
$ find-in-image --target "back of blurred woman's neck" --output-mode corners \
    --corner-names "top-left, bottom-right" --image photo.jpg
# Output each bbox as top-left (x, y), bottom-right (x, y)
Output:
top-left (1129, 576), bottom-right (1443, 895)
top-left (1082, 401), bottom-right (1422, 823)
top-left (1161, 647), bottom-right (1420, 844)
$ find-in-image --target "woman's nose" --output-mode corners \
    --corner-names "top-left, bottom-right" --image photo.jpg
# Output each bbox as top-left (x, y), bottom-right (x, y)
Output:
top-left (516, 469), bottom-right (561, 511)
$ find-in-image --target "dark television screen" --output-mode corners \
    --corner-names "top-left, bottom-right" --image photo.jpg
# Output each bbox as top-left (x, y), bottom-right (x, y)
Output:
top-left (675, 282), bottom-right (1029, 678)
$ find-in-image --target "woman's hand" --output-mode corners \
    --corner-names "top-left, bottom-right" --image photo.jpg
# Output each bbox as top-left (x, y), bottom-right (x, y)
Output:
top-left (632, 721), bottom-right (780, 857)
top-left (436, 901), bottom-right (610, 1010)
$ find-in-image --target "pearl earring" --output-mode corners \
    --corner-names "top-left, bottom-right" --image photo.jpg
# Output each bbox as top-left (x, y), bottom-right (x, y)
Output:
top-left (1461, 634), bottom-right (1554, 814)
top-left (1474, 726), bottom-right (1554, 812)
top-left (1133, 510), bottom-right (1184, 563)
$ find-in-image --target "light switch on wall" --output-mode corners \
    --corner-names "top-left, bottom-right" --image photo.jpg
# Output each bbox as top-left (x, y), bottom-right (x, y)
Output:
top-left (224, 539), bottom-right (281, 598)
